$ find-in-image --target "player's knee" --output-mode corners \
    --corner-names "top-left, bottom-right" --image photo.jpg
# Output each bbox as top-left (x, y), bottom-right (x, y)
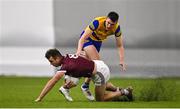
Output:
top-left (69, 82), bottom-right (77, 88)
top-left (70, 80), bottom-right (79, 86)
top-left (64, 81), bottom-right (78, 89)
top-left (64, 75), bottom-right (79, 86)
top-left (95, 95), bottom-right (105, 101)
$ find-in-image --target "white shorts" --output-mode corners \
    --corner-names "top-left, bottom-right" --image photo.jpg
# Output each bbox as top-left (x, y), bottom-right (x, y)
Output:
top-left (91, 60), bottom-right (110, 86)
top-left (64, 75), bottom-right (80, 85)
top-left (55, 67), bottom-right (80, 85)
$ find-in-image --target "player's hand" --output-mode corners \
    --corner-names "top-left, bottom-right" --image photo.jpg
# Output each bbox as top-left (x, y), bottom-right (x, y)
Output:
top-left (76, 51), bottom-right (86, 58)
top-left (119, 63), bottom-right (126, 72)
top-left (35, 98), bottom-right (41, 102)
top-left (76, 50), bottom-right (82, 55)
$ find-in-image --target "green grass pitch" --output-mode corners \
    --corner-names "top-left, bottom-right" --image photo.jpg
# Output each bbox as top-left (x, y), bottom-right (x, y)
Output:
top-left (0, 76), bottom-right (180, 108)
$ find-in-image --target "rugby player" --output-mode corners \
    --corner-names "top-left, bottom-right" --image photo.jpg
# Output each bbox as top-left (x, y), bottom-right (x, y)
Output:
top-left (76, 11), bottom-right (126, 100)
top-left (35, 49), bottom-right (132, 102)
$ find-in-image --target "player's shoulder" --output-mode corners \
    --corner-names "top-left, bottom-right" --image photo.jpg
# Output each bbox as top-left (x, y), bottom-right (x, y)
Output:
top-left (115, 23), bottom-right (120, 30)
top-left (94, 16), bottom-right (106, 21)
top-left (114, 23), bottom-right (122, 37)
top-left (90, 16), bottom-right (106, 29)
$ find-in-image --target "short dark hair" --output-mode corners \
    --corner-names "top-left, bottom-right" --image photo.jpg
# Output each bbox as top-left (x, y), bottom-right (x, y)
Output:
top-left (45, 48), bottom-right (62, 59)
top-left (107, 11), bottom-right (119, 22)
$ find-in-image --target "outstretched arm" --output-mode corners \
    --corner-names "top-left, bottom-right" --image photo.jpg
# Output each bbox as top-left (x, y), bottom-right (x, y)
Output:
top-left (115, 36), bottom-right (126, 71)
top-left (35, 71), bottom-right (65, 102)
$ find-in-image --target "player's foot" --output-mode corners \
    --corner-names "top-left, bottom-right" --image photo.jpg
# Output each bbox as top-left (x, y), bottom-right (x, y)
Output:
top-left (59, 86), bottom-right (73, 101)
top-left (125, 86), bottom-right (133, 101)
top-left (81, 85), bottom-right (95, 101)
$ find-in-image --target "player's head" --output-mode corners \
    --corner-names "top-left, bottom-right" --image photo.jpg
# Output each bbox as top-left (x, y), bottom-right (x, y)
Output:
top-left (45, 48), bottom-right (62, 67)
top-left (105, 11), bottom-right (119, 30)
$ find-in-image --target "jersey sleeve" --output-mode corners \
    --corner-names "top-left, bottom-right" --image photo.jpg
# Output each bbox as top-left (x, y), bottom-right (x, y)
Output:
top-left (58, 66), bottom-right (66, 73)
top-left (115, 25), bottom-right (122, 37)
top-left (89, 20), bottom-right (99, 31)
top-left (55, 69), bottom-right (66, 76)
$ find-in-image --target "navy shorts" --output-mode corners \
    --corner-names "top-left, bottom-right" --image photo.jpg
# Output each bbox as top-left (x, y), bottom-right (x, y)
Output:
top-left (80, 31), bottom-right (102, 52)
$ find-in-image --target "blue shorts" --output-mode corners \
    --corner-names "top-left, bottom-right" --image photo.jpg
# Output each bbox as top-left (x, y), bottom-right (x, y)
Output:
top-left (80, 31), bottom-right (102, 52)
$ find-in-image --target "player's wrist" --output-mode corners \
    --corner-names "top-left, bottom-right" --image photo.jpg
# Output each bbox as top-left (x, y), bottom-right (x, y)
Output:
top-left (76, 50), bottom-right (81, 55)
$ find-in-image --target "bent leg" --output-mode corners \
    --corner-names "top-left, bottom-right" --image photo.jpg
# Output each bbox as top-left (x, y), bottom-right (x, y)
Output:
top-left (83, 78), bottom-right (91, 86)
top-left (84, 45), bottom-right (100, 60)
top-left (63, 80), bottom-right (77, 89)
top-left (106, 82), bottom-right (122, 92)
top-left (83, 45), bottom-right (100, 84)
top-left (95, 84), bottom-right (122, 101)
top-left (95, 84), bottom-right (106, 101)
top-left (83, 45), bottom-right (100, 85)
top-left (63, 76), bottom-right (79, 89)
top-left (103, 91), bottom-right (122, 101)
top-left (81, 45), bottom-right (100, 100)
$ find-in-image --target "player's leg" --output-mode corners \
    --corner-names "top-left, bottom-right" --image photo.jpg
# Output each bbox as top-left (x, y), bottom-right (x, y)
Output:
top-left (105, 82), bottom-right (133, 100)
top-left (94, 84), bottom-right (106, 101)
top-left (62, 76), bottom-right (78, 89)
top-left (81, 78), bottom-right (91, 90)
top-left (59, 86), bottom-right (73, 101)
top-left (80, 39), bottom-right (101, 101)
top-left (83, 44), bottom-right (100, 60)
top-left (92, 60), bottom-right (131, 101)
top-left (81, 78), bottom-right (94, 101)
top-left (123, 86), bottom-right (133, 101)
top-left (59, 75), bottom-right (79, 101)
top-left (95, 85), bottom-right (122, 101)
top-left (81, 45), bottom-right (100, 100)
top-left (94, 82), bottom-right (132, 101)
top-left (92, 67), bottom-right (122, 101)
top-left (106, 82), bottom-right (121, 91)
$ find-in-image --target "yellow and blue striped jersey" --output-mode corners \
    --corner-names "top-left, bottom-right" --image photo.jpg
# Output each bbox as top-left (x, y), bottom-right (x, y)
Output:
top-left (86, 16), bottom-right (122, 41)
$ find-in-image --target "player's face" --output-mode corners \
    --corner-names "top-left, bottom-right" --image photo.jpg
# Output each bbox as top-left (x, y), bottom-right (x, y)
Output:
top-left (105, 18), bottom-right (117, 30)
top-left (48, 56), bottom-right (61, 67)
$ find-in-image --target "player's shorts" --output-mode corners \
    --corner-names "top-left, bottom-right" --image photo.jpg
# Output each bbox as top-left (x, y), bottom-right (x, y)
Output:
top-left (91, 60), bottom-right (110, 86)
top-left (64, 75), bottom-right (79, 85)
top-left (80, 31), bottom-right (102, 52)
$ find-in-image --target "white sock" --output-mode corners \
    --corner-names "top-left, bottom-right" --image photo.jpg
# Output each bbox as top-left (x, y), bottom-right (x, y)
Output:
top-left (123, 89), bottom-right (129, 95)
top-left (116, 87), bottom-right (120, 91)
top-left (60, 86), bottom-right (68, 91)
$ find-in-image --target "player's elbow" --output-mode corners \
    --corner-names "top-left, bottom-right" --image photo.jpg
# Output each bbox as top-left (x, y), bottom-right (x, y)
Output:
top-left (79, 38), bottom-right (85, 44)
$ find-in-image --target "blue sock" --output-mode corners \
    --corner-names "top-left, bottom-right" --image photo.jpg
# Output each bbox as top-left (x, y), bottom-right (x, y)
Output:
top-left (82, 83), bottom-right (89, 89)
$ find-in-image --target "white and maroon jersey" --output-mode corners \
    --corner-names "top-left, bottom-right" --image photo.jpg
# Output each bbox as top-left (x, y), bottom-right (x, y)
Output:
top-left (59, 54), bottom-right (94, 78)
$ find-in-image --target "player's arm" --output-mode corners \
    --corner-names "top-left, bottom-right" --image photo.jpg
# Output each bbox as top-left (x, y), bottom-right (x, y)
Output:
top-left (115, 36), bottom-right (126, 71)
top-left (76, 20), bottom-right (99, 55)
top-left (35, 71), bottom-right (65, 102)
top-left (115, 25), bottom-right (126, 71)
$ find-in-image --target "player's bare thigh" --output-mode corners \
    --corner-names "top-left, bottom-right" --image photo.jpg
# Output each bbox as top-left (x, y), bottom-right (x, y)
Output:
top-left (95, 84), bottom-right (106, 101)
top-left (83, 45), bottom-right (100, 60)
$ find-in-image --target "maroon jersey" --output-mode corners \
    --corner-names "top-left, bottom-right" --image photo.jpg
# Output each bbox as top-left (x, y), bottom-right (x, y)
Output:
top-left (59, 54), bottom-right (95, 77)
